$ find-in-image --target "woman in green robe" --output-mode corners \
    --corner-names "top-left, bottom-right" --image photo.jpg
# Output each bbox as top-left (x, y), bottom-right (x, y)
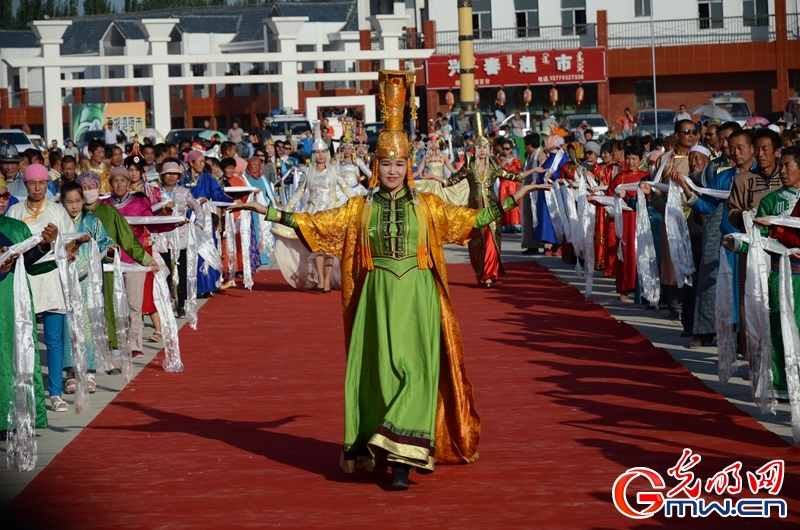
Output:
top-left (231, 70), bottom-right (550, 489)
top-left (0, 215), bottom-right (59, 433)
top-left (76, 171), bottom-right (157, 356)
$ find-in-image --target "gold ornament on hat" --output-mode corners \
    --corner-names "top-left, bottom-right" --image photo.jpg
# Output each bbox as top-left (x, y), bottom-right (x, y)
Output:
top-left (472, 111), bottom-right (490, 147)
top-left (375, 70), bottom-right (416, 160)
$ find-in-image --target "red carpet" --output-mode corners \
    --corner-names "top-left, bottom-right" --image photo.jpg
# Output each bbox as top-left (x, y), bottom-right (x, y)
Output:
top-left (3, 261), bottom-right (800, 528)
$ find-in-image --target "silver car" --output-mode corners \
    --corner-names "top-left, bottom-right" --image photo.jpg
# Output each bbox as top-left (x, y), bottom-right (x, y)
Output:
top-left (0, 129), bottom-right (36, 153)
top-left (560, 114), bottom-right (609, 140)
top-left (635, 110), bottom-right (677, 139)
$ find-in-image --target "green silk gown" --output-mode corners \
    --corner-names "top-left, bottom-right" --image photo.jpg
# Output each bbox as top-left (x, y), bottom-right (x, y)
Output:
top-left (0, 216), bottom-right (49, 430)
top-left (737, 187), bottom-right (800, 393)
top-left (270, 188), bottom-right (514, 471)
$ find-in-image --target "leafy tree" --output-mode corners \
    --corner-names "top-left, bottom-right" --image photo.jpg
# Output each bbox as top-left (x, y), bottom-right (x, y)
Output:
top-left (83, 0), bottom-right (115, 15)
top-left (0, 0), bottom-right (14, 30)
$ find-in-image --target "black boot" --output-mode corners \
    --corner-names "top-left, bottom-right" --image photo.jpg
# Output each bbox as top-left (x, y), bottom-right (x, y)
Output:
top-left (390, 464), bottom-right (410, 490)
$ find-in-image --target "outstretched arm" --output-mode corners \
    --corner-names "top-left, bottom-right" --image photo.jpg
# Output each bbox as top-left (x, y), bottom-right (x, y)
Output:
top-left (436, 182), bottom-right (551, 244)
top-left (229, 200), bottom-right (351, 256)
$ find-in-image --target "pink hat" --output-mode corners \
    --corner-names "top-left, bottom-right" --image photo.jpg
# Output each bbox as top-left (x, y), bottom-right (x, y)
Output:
top-left (235, 157), bottom-right (248, 178)
top-left (23, 163), bottom-right (49, 181)
top-left (160, 161), bottom-right (183, 174)
top-left (184, 149), bottom-right (204, 162)
top-left (110, 166), bottom-right (130, 181)
top-left (649, 151), bottom-right (663, 164)
top-left (545, 134), bottom-right (565, 153)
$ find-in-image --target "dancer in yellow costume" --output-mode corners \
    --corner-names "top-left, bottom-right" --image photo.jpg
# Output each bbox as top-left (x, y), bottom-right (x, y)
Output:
top-left (231, 71), bottom-right (549, 489)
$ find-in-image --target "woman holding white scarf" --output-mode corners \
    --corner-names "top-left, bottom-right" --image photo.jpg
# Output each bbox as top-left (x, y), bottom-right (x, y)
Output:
top-left (60, 181), bottom-right (114, 394)
top-left (6, 165), bottom-right (75, 412)
top-left (157, 160), bottom-right (205, 317)
top-left (0, 218), bottom-right (58, 432)
top-left (723, 147), bottom-right (800, 401)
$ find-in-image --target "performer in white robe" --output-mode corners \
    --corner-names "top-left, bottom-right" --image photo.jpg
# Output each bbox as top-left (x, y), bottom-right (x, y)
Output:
top-left (272, 121), bottom-right (355, 292)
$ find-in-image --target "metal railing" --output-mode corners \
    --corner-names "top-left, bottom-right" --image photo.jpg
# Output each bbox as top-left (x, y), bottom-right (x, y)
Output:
top-left (607, 15), bottom-right (775, 49)
top-left (435, 24), bottom-right (597, 55)
top-left (370, 32), bottom-right (426, 50)
top-left (400, 32), bottom-right (425, 50)
top-left (789, 12), bottom-right (800, 40)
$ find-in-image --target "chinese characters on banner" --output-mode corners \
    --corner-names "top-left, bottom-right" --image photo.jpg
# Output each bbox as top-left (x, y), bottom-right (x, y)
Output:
top-left (107, 115), bottom-right (144, 135)
top-left (427, 47), bottom-right (606, 90)
top-left (71, 102), bottom-right (148, 142)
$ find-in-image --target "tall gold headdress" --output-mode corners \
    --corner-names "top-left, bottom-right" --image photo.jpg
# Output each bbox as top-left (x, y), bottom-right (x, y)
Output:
top-left (473, 111), bottom-right (490, 147)
top-left (362, 69), bottom-right (430, 272)
top-left (375, 70), bottom-right (415, 160)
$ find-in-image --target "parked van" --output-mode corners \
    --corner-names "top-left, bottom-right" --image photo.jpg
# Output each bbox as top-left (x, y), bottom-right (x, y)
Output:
top-left (705, 92), bottom-right (752, 127)
top-left (270, 114), bottom-right (312, 143)
top-left (785, 97), bottom-right (800, 124)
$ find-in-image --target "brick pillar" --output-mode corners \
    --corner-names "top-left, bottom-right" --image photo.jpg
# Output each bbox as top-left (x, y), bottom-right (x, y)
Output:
top-left (125, 86), bottom-right (135, 102)
top-left (315, 67), bottom-right (324, 92)
top-left (184, 84), bottom-right (193, 129)
top-left (774, 0), bottom-right (791, 110)
top-left (423, 19), bottom-right (436, 50)
top-left (73, 86), bottom-right (83, 104)
top-left (359, 29), bottom-right (373, 93)
top-left (406, 27), bottom-right (417, 49)
top-left (596, 10), bottom-right (611, 121)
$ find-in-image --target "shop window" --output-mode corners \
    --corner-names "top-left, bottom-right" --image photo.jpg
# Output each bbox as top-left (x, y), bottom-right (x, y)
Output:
top-left (743, 0), bottom-right (768, 27)
top-left (634, 0), bottom-right (651, 18)
top-left (635, 80), bottom-right (654, 109)
top-left (472, 0), bottom-right (492, 40)
top-left (698, 0), bottom-right (724, 29)
top-left (515, 0), bottom-right (540, 38)
top-left (561, 0), bottom-right (587, 36)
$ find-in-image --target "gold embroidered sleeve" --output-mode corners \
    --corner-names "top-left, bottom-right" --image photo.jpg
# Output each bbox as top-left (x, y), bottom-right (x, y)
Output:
top-left (423, 194), bottom-right (480, 246)
top-left (292, 203), bottom-right (352, 257)
top-left (498, 164), bottom-right (524, 183)
top-left (443, 164), bottom-right (468, 187)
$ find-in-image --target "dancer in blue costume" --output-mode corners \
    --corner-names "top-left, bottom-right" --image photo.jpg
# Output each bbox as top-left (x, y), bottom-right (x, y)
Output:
top-left (180, 151), bottom-right (232, 294)
top-left (243, 154), bottom-right (279, 265)
top-left (532, 135), bottom-right (566, 250)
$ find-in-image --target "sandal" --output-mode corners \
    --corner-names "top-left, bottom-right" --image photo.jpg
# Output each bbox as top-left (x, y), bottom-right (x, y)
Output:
top-left (148, 330), bottom-right (163, 343)
top-left (50, 396), bottom-right (68, 413)
top-left (63, 378), bottom-right (77, 394)
top-left (87, 373), bottom-right (96, 394)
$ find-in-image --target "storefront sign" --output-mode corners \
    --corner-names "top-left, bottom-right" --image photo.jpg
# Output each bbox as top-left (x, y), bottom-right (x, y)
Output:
top-left (71, 102), bottom-right (147, 141)
top-left (426, 47), bottom-right (606, 90)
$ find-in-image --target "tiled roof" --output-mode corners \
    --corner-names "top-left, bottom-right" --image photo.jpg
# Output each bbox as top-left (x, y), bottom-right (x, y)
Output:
top-left (113, 20), bottom-right (146, 41)
top-left (0, 30), bottom-right (39, 49)
top-left (0, 1), bottom-right (358, 54)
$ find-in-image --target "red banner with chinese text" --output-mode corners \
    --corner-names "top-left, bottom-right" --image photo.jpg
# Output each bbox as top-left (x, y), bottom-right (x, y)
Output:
top-left (425, 47), bottom-right (606, 90)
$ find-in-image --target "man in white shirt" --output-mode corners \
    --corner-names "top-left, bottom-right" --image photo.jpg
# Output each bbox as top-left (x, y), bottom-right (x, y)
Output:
top-left (227, 121), bottom-right (245, 144)
top-left (674, 104), bottom-right (692, 122)
top-left (104, 118), bottom-right (122, 147)
top-left (540, 109), bottom-right (557, 136)
top-left (510, 112), bottom-right (526, 138)
top-left (7, 164), bottom-right (77, 413)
